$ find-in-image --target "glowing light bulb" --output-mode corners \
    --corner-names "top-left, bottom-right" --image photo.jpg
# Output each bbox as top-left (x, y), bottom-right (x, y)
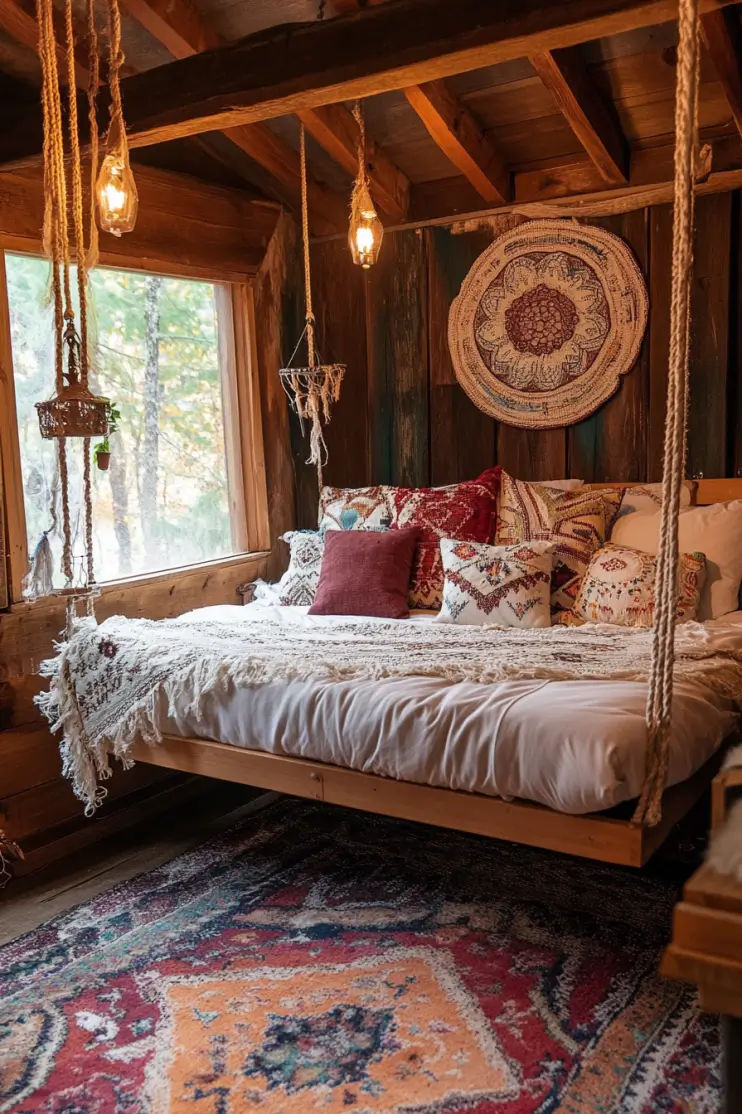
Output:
top-left (96, 153), bottom-right (139, 237)
top-left (348, 200), bottom-right (383, 269)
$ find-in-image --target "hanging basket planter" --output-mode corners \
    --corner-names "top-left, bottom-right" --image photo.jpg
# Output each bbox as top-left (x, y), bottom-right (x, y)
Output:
top-left (36, 383), bottom-right (110, 440)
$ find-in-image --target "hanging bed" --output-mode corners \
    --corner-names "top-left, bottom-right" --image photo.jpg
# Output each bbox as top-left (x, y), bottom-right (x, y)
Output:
top-left (41, 479), bottom-right (742, 870)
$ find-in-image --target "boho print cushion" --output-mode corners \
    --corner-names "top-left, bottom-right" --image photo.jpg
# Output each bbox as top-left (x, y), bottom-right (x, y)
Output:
top-left (611, 499), bottom-right (742, 620)
top-left (319, 486), bottom-right (395, 532)
top-left (319, 468), bottom-right (501, 611)
top-left (567, 542), bottom-right (706, 627)
top-left (437, 539), bottom-right (554, 628)
top-left (496, 472), bottom-right (624, 613)
top-left (276, 531), bottom-right (324, 606)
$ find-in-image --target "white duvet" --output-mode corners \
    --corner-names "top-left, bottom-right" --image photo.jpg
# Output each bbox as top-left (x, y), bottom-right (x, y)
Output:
top-left (152, 603), bottom-right (742, 815)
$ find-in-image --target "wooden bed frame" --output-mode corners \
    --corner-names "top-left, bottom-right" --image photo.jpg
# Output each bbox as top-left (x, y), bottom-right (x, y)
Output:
top-left (123, 478), bottom-right (742, 868)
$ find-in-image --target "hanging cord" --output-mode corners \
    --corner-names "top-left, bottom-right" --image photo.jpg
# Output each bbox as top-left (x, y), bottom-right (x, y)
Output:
top-left (634, 0), bottom-right (700, 827)
top-left (300, 123), bottom-right (316, 369)
top-left (299, 123), bottom-right (323, 490)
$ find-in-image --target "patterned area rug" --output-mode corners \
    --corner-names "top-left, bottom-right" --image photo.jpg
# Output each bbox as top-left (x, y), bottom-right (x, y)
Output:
top-left (0, 800), bottom-right (719, 1112)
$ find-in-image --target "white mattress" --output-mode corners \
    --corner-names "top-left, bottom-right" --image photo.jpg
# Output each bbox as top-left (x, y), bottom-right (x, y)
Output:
top-left (154, 604), bottom-right (742, 815)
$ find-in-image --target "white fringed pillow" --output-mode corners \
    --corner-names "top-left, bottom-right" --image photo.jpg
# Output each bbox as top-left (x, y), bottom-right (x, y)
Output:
top-left (613, 482), bottom-right (692, 519)
top-left (437, 538), bottom-right (554, 628)
top-left (567, 542), bottom-right (706, 627)
top-left (611, 499), bottom-right (742, 620)
top-left (275, 531), bottom-right (324, 606)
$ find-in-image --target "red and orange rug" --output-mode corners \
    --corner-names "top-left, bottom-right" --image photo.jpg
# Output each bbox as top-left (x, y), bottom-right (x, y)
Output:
top-left (0, 800), bottom-right (719, 1112)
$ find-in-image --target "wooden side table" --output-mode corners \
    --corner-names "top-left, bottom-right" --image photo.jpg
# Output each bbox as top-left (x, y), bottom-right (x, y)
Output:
top-left (663, 761), bottom-right (742, 1113)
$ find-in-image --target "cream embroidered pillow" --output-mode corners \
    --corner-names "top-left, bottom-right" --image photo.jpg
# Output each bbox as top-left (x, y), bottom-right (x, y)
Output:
top-left (569, 542), bottom-right (706, 627)
top-left (437, 539), bottom-right (554, 628)
top-left (496, 472), bottom-right (623, 612)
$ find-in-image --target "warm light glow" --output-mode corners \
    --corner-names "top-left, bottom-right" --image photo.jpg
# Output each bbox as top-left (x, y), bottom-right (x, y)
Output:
top-left (96, 153), bottom-right (139, 237)
top-left (349, 199), bottom-right (383, 269)
top-left (355, 225), bottom-right (375, 254)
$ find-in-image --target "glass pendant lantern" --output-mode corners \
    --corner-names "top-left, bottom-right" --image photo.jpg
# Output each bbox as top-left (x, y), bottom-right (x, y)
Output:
top-left (96, 152), bottom-right (139, 237)
top-left (349, 180), bottom-right (383, 268)
top-left (349, 101), bottom-right (383, 269)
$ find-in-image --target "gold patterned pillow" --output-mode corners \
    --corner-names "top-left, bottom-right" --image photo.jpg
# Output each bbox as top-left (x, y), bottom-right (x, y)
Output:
top-left (495, 472), bottom-right (624, 612)
top-left (568, 542), bottom-right (706, 627)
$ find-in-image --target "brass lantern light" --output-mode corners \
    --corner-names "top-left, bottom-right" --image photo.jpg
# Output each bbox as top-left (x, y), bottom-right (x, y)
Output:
top-left (349, 101), bottom-right (383, 268)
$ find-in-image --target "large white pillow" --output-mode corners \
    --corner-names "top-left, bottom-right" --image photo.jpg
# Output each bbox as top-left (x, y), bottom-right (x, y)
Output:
top-left (611, 500), bottom-right (742, 620)
top-left (613, 482), bottom-right (691, 519)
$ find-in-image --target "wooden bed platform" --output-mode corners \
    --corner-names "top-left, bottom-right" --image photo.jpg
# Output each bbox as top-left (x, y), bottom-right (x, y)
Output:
top-left (126, 735), bottom-right (724, 868)
top-left (120, 478), bottom-right (742, 868)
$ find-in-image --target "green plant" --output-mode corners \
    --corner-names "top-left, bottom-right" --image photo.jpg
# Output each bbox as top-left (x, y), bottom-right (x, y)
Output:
top-left (93, 403), bottom-right (121, 463)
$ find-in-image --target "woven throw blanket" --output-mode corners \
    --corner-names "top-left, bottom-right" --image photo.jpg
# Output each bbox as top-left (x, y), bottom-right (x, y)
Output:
top-left (39, 613), bottom-right (742, 812)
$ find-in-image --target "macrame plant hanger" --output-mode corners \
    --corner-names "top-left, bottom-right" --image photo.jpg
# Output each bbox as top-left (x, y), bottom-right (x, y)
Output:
top-left (635, 0), bottom-right (700, 827)
top-left (280, 123), bottom-right (345, 491)
top-left (29, 0), bottom-right (109, 635)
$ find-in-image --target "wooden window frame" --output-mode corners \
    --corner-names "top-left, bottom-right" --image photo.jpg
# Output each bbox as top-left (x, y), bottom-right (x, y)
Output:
top-left (0, 244), bottom-right (269, 605)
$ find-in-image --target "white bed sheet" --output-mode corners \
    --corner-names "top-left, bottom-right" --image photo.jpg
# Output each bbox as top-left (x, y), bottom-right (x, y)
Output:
top-left (154, 604), bottom-right (742, 815)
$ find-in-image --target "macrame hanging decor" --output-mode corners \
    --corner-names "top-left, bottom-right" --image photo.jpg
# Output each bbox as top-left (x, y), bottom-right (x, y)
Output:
top-left (29, 0), bottom-right (108, 630)
top-left (348, 100), bottom-right (383, 268)
top-left (279, 123), bottom-right (345, 489)
top-left (634, 0), bottom-right (701, 827)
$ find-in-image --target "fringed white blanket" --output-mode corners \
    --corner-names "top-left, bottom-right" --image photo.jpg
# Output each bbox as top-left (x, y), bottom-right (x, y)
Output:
top-left (39, 613), bottom-right (742, 813)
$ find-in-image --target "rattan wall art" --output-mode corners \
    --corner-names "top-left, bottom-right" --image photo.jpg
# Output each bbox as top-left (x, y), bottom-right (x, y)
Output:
top-left (448, 219), bottom-right (648, 429)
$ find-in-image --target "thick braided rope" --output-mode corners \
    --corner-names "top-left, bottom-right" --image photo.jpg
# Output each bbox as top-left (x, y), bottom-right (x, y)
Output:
top-left (634, 0), bottom-right (700, 826)
top-left (63, 0), bottom-right (97, 599)
top-left (86, 0), bottom-right (100, 271)
top-left (37, 0), bottom-right (75, 593)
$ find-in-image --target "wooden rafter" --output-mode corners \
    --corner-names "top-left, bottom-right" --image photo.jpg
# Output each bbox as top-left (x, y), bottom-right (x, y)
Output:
top-left (529, 47), bottom-right (628, 185)
top-left (404, 80), bottom-right (509, 204)
top-left (298, 103), bottom-right (409, 220)
top-left (2, 0), bottom-right (739, 164)
top-left (701, 7), bottom-right (742, 138)
top-left (0, 0), bottom-right (88, 86)
top-left (117, 0), bottom-right (346, 234)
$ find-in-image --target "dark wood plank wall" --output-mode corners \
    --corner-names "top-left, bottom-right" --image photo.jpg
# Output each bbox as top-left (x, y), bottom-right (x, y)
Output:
top-left (277, 192), bottom-right (741, 528)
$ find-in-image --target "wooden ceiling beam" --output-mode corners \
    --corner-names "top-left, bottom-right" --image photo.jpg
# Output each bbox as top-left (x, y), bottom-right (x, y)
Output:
top-left (701, 7), bottom-right (742, 137)
top-left (298, 103), bottom-right (409, 220)
top-left (118, 0), bottom-right (346, 234)
top-left (529, 47), bottom-right (628, 185)
top-left (404, 132), bottom-right (742, 228)
top-left (0, 0), bottom-right (88, 86)
top-left (404, 79), bottom-right (509, 203)
top-left (2, 0), bottom-right (739, 164)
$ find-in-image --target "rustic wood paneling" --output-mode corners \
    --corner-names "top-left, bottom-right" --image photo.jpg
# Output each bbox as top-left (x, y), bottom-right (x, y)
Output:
top-left (313, 239), bottom-right (370, 492)
top-left (366, 228), bottom-right (429, 488)
top-left (427, 225), bottom-right (497, 485)
top-left (687, 192), bottom-right (732, 480)
top-left (569, 209), bottom-right (650, 482)
top-left (280, 196), bottom-right (741, 503)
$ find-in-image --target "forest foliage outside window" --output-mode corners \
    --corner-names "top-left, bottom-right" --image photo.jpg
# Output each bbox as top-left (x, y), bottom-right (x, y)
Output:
top-left (6, 253), bottom-right (238, 585)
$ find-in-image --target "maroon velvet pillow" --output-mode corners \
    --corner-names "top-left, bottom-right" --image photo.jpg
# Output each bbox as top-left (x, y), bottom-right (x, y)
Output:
top-left (309, 528), bottom-right (420, 618)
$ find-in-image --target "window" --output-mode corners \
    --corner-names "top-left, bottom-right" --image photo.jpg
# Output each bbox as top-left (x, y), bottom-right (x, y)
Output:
top-left (6, 253), bottom-right (242, 586)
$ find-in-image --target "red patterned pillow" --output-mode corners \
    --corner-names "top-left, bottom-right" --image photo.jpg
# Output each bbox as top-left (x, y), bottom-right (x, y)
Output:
top-left (393, 467), bottom-right (501, 610)
top-left (309, 528), bottom-right (419, 618)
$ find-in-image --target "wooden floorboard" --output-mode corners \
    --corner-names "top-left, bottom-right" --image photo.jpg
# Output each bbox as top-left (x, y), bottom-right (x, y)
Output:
top-left (0, 784), bottom-right (276, 946)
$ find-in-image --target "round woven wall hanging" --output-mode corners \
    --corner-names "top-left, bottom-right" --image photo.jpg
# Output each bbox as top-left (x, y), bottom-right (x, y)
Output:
top-left (448, 219), bottom-right (648, 429)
